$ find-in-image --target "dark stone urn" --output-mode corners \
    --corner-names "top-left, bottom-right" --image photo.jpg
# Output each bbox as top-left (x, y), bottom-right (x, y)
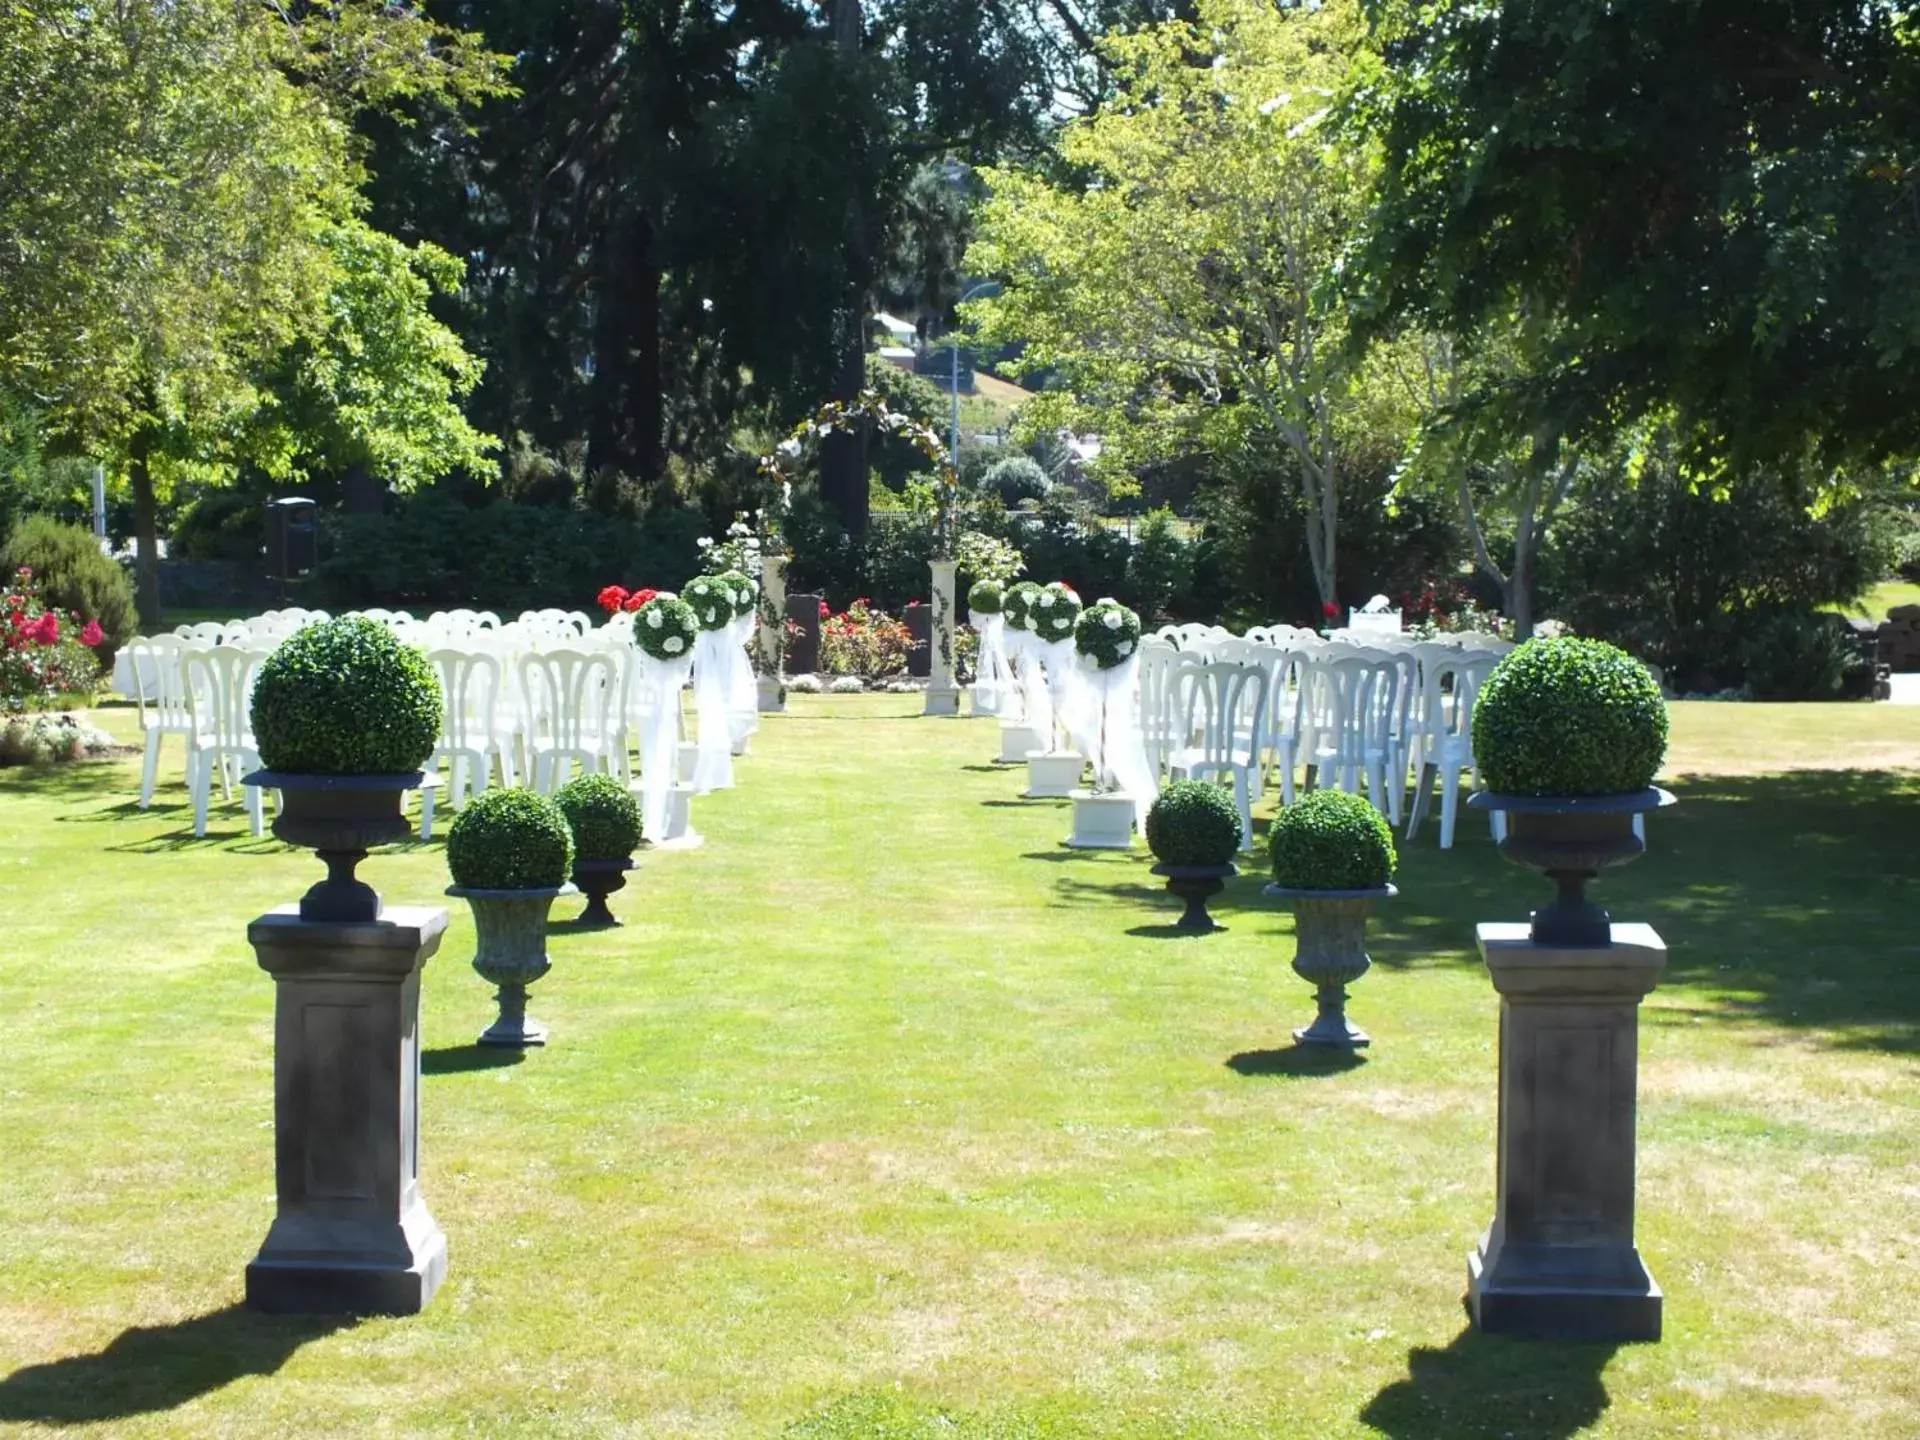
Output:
top-left (446, 885), bottom-right (574, 1047)
top-left (1264, 884), bottom-right (1397, 1048)
top-left (1470, 789), bottom-right (1674, 947)
top-left (1150, 863), bottom-right (1238, 933)
top-left (570, 857), bottom-right (638, 928)
top-left (245, 771), bottom-right (427, 922)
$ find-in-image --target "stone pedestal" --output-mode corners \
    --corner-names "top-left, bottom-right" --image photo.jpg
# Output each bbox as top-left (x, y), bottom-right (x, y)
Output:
top-left (246, 905), bottom-right (449, 1316)
top-left (997, 721), bottom-right (1044, 764)
top-left (1065, 790), bottom-right (1135, 849)
top-left (923, 558), bottom-right (961, 717)
top-left (757, 554), bottom-right (790, 698)
top-left (654, 783), bottom-right (702, 849)
top-left (1024, 750), bottom-right (1085, 798)
top-left (1468, 922), bottom-right (1667, 1342)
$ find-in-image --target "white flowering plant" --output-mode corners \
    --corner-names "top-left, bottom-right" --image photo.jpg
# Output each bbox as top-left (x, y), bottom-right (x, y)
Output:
top-left (632, 595), bottom-right (700, 661)
top-left (1030, 582), bottom-right (1082, 643)
top-left (955, 530), bottom-right (1024, 586)
top-left (681, 574), bottom-right (735, 631)
top-left (1074, 598), bottom-right (1142, 670)
top-left (700, 517), bottom-right (764, 577)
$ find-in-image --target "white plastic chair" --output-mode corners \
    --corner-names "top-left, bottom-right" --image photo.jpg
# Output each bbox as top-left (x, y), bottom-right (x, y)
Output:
top-left (1166, 661), bottom-right (1268, 849)
top-left (1406, 654), bottom-right (1498, 848)
top-left (1134, 639), bottom-right (1190, 778)
top-left (517, 648), bottom-right (621, 792)
top-left (419, 650), bottom-right (512, 839)
top-left (181, 647), bottom-right (266, 837)
top-left (127, 636), bottom-right (192, 808)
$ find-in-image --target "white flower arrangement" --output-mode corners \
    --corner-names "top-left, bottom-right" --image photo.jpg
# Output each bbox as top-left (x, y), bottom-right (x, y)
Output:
top-left (1074, 598), bottom-right (1142, 670)
top-left (632, 596), bottom-right (699, 661)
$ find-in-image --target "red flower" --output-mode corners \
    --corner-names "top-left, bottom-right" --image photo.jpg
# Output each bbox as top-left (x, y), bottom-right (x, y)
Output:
top-left (79, 620), bottom-right (104, 648)
top-left (597, 584), bottom-right (629, 614)
top-left (622, 587), bottom-right (659, 613)
top-left (30, 611), bottom-right (58, 645)
top-left (819, 600), bottom-right (831, 618)
top-left (1322, 601), bottom-right (1340, 620)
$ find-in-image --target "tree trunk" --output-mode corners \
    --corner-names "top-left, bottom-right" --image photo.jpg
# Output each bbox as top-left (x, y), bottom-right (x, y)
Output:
top-left (1505, 538), bottom-right (1534, 641)
top-left (130, 420), bottom-right (160, 629)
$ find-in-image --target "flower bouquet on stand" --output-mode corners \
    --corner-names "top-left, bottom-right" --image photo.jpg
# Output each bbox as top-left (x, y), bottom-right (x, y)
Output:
top-left (1062, 598), bottom-right (1148, 848)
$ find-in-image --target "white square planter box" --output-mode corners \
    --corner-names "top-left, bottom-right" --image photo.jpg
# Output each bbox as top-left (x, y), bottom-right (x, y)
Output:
top-left (1025, 750), bottom-right (1085, 798)
top-left (676, 741), bottom-right (700, 784)
top-left (653, 783), bottom-right (703, 850)
top-left (998, 722), bottom-right (1044, 764)
top-left (1065, 790), bottom-right (1135, 849)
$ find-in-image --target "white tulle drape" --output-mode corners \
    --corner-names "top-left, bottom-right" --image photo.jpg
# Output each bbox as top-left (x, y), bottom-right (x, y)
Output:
top-left (724, 611), bottom-right (759, 745)
top-left (637, 651), bottom-right (694, 841)
top-left (1081, 651), bottom-right (1157, 825)
top-left (1008, 628), bottom-right (1049, 736)
top-left (691, 627), bottom-right (735, 792)
top-left (969, 609), bottom-right (1015, 718)
top-left (1038, 637), bottom-right (1094, 756)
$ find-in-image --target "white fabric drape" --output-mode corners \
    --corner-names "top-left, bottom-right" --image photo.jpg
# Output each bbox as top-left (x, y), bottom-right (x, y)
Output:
top-left (691, 627), bottom-right (736, 792)
top-left (637, 651), bottom-right (694, 841)
top-left (724, 612), bottom-right (759, 744)
top-left (1081, 651), bottom-right (1157, 825)
top-left (1007, 629), bottom-right (1050, 738)
top-left (1038, 637), bottom-right (1094, 756)
top-left (970, 610), bottom-right (1014, 719)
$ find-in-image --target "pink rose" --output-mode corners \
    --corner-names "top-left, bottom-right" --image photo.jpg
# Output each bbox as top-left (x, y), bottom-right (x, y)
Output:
top-left (80, 620), bottom-right (105, 648)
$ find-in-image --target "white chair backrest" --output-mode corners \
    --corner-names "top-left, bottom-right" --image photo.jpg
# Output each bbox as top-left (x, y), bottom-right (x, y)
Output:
top-left (182, 646), bottom-right (262, 746)
top-left (1135, 641), bottom-right (1190, 773)
top-left (174, 621), bottom-right (249, 646)
top-left (427, 649), bottom-right (504, 753)
top-left (1175, 661), bottom-right (1266, 768)
top-left (517, 648), bottom-right (618, 752)
top-left (126, 636), bottom-right (191, 729)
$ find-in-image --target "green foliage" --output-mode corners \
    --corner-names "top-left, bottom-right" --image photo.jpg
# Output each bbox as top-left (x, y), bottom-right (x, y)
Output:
top-left (554, 773), bottom-right (642, 860)
top-left (446, 787), bottom-right (574, 891)
top-left (249, 616), bottom-right (442, 774)
top-left (169, 490), bottom-right (263, 564)
top-left (1003, 580), bottom-right (1043, 632)
top-left (1128, 507), bottom-right (1189, 622)
top-left (954, 529), bottom-right (1024, 586)
top-left (0, 516), bottom-right (137, 659)
top-left (1473, 639), bottom-right (1668, 797)
top-left (968, 580), bottom-right (1005, 614)
top-left (981, 456), bottom-right (1051, 508)
top-left (315, 495), bottom-right (706, 614)
top-left (633, 596), bottom-right (699, 662)
top-left (1030, 582), bottom-right (1082, 643)
top-left (1072, 598), bottom-right (1140, 669)
top-left (1739, 611), bottom-right (1875, 703)
top-left (681, 574), bottom-right (734, 632)
top-left (1270, 790), bottom-right (1396, 891)
top-left (715, 569), bottom-right (758, 621)
top-left (1145, 780), bottom-right (1242, 867)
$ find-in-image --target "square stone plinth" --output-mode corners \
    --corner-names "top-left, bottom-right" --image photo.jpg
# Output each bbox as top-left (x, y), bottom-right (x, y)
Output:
top-left (1467, 922), bottom-right (1666, 1343)
top-left (247, 905), bottom-right (449, 1316)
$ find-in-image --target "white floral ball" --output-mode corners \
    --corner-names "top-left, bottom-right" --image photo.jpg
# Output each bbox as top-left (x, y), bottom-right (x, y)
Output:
top-left (1102, 610), bottom-right (1122, 630)
top-left (664, 636), bottom-right (685, 654)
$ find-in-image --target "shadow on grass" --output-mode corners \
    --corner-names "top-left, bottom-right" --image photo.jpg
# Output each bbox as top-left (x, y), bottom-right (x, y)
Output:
top-left (1358, 1328), bottom-right (1616, 1440)
top-left (1126, 922), bottom-right (1228, 939)
top-left (423, 1043), bottom-right (524, 1074)
top-left (106, 831), bottom-right (285, 856)
top-left (1227, 1046), bottom-right (1366, 1078)
top-left (982, 798), bottom-right (1058, 810)
top-left (0, 757), bottom-right (135, 800)
top-left (958, 764), bottom-right (1011, 773)
top-left (548, 914), bottom-right (618, 936)
top-left (0, 1305), bottom-right (351, 1424)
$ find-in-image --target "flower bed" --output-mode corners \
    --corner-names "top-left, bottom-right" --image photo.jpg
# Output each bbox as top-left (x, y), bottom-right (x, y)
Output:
top-left (3, 566), bottom-right (107, 710)
top-left (818, 599), bottom-right (914, 680)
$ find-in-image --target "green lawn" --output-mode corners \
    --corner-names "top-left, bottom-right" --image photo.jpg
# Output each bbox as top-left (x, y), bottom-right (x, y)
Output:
top-left (1, 698), bottom-right (1918, 1438)
top-left (1833, 579), bottom-right (1920, 621)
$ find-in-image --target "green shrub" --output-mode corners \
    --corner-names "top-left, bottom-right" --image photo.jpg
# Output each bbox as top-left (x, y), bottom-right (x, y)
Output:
top-left (967, 579), bottom-right (1004, 614)
top-left (554, 772), bottom-right (642, 860)
top-left (1073, 598), bottom-right (1140, 669)
top-left (250, 617), bottom-right (442, 774)
top-left (1472, 637), bottom-right (1668, 796)
top-left (1270, 790), bottom-right (1396, 890)
top-left (1145, 781), bottom-right (1242, 866)
top-left (170, 491), bottom-right (263, 564)
top-left (1738, 609), bottom-right (1872, 702)
top-left (982, 456), bottom-right (1051, 507)
top-left (1003, 580), bottom-right (1042, 631)
top-left (0, 515), bottom-right (137, 659)
top-left (446, 788), bottom-right (574, 890)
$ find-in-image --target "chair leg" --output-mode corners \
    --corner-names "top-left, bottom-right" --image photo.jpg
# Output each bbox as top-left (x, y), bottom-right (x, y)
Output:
top-left (246, 776), bottom-right (265, 838)
top-left (1406, 762), bottom-right (1435, 840)
top-left (1491, 807), bottom-right (1508, 843)
top-left (1633, 813), bottom-right (1646, 843)
top-left (1234, 769), bottom-right (1254, 852)
top-left (140, 730), bottom-right (162, 809)
top-left (1439, 761), bottom-right (1462, 850)
top-left (191, 756), bottom-right (211, 838)
top-left (420, 778), bottom-right (436, 842)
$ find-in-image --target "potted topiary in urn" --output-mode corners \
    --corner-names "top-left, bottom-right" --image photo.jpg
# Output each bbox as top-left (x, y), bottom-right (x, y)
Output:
top-left (1467, 638), bottom-right (1672, 947)
top-left (445, 788), bottom-right (575, 1047)
top-left (1145, 780), bottom-right (1241, 932)
top-left (246, 616), bottom-right (443, 922)
top-left (555, 773), bottom-right (642, 927)
top-left (1265, 790), bottom-right (1398, 1048)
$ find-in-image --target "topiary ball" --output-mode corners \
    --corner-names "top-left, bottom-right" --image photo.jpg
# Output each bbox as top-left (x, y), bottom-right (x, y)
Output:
top-left (1145, 780), bottom-right (1242, 867)
top-left (250, 616), bottom-right (442, 774)
top-left (446, 788), bottom-right (574, 891)
top-left (1003, 580), bottom-right (1043, 632)
top-left (681, 575), bottom-right (734, 631)
top-left (968, 579), bottom-right (1005, 614)
top-left (1472, 637), bottom-right (1668, 796)
top-left (1074, 597), bottom-right (1141, 670)
top-left (1270, 790), bottom-right (1396, 891)
top-left (633, 595), bottom-right (699, 661)
top-left (554, 772), bottom-right (642, 861)
top-left (716, 569), bottom-right (758, 622)
top-left (1030, 582), bottom-right (1082, 643)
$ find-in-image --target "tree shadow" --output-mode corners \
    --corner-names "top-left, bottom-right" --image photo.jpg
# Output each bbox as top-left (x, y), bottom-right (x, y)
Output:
top-left (0, 1304), bottom-right (351, 1425)
top-left (422, 1043), bottom-right (524, 1075)
top-left (106, 832), bottom-right (285, 856)
top-left (1226, 1046), bottom-right (1367, 1078)
top-left (1358, 1326), bottom-right (1617, 1440)
top-left (0, 757), bottom-right (135, 799)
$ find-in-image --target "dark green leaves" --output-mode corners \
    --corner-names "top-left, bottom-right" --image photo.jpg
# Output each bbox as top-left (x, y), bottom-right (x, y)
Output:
top-left (446, 788), bottom-right (574, 891)
top-left (554, 773), bottom-right (642, 860)
top-left (1270, 790), bottom-right (1396, 890)
top-left (250, 617), bottom-right (441, 775)
top-left (1472, 637), bottom-right (1668, 796)
top-left (1146, 779), bottom-right (1242, 867)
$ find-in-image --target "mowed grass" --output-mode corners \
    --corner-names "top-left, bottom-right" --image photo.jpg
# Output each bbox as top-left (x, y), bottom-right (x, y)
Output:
top-left (1, 697), bottom-right (1918, 1439)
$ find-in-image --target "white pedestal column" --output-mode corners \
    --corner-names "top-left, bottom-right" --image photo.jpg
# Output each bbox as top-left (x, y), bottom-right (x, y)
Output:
top-left (756, 554), bottom-right (789, 714)
top-left (923, 558), bottom-right (961, 717)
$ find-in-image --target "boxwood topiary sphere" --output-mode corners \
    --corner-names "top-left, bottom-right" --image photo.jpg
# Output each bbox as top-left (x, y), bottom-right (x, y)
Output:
top-left (554, 772), bottom-right (642, 860)
top-left (968, 579), bottom-right (1004, 614)
top-left (1145, 780), bottom-right (1242, 867)
top-left (1472, 637), bottom-right (1668, 796)
top-left (446, 788), bottom-right (574, 891)
top-left (1270, 790), bottom-right (1396, 891)
top-left (250, 616), bottom-right (442, 774)
top-left (1003, 580), bottom-right (1043, 631)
